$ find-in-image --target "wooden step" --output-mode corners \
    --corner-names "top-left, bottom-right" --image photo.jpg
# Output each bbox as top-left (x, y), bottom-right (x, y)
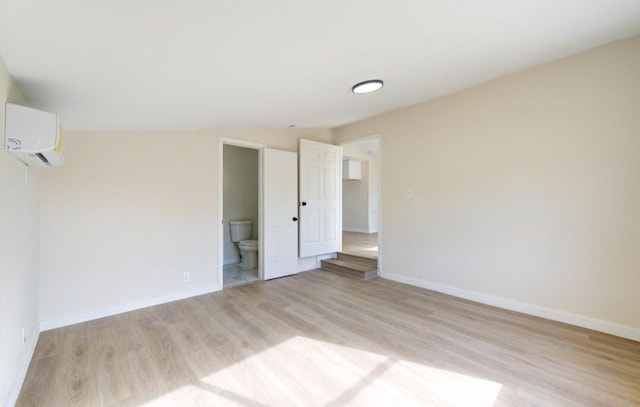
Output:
top-left (321, 258), bottom-right (378, 281)
top-left (337, 252), bottom-right (378, 268)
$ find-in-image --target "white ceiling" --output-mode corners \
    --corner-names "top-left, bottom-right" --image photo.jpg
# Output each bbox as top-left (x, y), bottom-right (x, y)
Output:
top-left (1, 1), bottom-right (640, 131)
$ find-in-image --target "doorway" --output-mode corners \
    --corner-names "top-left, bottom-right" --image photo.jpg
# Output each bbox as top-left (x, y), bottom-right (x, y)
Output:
top-left (340, 136), bottom-right (380, 261)
top-left (219, 139), bottom-right (303, 287)
top-left (222, 143), bottom-right (261, 287)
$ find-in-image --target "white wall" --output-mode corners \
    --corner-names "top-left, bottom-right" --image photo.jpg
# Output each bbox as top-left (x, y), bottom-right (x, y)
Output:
top-left (39, 129), bottom-right (333, 328)
top-left (343, 160), bottom-right (370, 233)
top-left (223, 144), bottom-right (259, 263)
top-left (0, 58), bottom-right (41, 407)
top-left (39, 131), bottom-right (220, 327)
top-left (334, 35), bottom-right (640, 340)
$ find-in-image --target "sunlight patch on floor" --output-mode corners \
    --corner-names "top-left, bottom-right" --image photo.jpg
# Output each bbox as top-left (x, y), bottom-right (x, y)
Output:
top-left (138, 336), bottom-right (504, 406)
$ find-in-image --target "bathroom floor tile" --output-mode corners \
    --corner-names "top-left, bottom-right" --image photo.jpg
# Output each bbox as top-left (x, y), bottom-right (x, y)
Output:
top-left (223, 264), bottom-right (259, 288)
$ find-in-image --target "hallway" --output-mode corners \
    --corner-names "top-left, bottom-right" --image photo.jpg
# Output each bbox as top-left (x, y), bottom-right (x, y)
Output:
top-left (342, 232), bottom-right (378, 259)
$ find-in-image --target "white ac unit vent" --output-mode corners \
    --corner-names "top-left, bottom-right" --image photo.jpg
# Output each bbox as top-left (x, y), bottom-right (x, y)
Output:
top-left (4, 103), bottom-right (64, 167)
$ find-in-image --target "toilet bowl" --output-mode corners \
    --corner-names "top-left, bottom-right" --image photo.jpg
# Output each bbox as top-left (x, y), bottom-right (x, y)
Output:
top-left (229, 220), bottom-right (259, 270)
top-left (238, 239), bottom-right (258, 270)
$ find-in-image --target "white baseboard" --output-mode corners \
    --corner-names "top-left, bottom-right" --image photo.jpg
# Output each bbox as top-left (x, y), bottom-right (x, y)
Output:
top-left (5, 326), bottom-right (39, 407)
top-left (40, 285), bottom-right (222, 332)
top-left (380, 271), bottom-right (640, 342)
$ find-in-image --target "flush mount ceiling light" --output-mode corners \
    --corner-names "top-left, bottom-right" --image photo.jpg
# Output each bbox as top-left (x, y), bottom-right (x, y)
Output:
top-left (352, 79), bottom-right (384, 94)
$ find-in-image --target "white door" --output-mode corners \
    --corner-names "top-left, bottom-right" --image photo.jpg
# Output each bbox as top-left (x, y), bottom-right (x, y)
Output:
top-left (299, 139), bottom-right (342, 257)
top-left (263, 148), bottom-right (298, 280)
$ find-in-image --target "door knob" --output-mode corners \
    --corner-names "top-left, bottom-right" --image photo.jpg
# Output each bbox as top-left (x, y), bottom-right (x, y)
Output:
top-left (292, 217), bottom-right (298, 222)
top-left (301, 201), bottom-right (307, 206)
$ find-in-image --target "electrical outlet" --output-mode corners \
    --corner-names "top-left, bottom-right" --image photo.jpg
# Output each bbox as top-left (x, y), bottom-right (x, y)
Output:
top-left (183, 271), bottom-right (191, 283)
top-left (21, 326), bottom-right (26, 346)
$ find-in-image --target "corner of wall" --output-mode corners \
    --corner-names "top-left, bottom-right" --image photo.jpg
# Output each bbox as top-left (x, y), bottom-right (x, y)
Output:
top-left (4, 329), bottom-right (39, 407)
top-left (0, 55), bottom-right (42, 407)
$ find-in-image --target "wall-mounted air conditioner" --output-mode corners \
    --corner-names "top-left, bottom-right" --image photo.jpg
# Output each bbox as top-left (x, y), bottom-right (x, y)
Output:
top-left (4, 103), bottom-right (64, 167)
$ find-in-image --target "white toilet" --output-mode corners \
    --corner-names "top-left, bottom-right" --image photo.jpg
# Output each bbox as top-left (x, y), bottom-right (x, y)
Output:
top-left (229, 220), bottom-right (258, 270)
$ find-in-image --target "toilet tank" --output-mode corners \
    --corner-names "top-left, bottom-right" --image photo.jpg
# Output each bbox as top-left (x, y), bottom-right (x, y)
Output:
top-left (229, 220), bottom-right (252, 242)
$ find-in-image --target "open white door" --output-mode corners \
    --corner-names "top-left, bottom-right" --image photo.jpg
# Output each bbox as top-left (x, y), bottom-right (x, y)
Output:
top-left (263, 148), bottom-right (298, 280)
top-left (299, 139), bottom-right (342, 257)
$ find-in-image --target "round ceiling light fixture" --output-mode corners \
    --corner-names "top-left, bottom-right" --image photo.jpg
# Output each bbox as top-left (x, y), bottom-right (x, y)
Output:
top-left (352, 79), bottom-right (384, 94)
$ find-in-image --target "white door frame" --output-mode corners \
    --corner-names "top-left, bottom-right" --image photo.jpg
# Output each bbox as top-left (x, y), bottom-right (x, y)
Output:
top-left (218, 137), bottom-right (265, 288)
top-left (339, 133), bottom-right (382, 270)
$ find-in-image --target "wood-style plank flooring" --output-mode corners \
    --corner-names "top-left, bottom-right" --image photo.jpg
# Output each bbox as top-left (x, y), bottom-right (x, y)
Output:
top-left (17, 270), bottom-right (640, 406)
top-left (342, 232), bottom-right (378, 259)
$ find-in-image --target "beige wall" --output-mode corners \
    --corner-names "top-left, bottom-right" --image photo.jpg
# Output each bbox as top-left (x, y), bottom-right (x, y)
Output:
top-left (334, 36), bottom-right (640, 339)
top-left (0, 58), bottom-right (41, 406)
top-left (39, 128), bottom-right (332, 327)
top-left (223, 144), bottom-right (259, 263)
top-left (217, 128), bottom-right (333, 152)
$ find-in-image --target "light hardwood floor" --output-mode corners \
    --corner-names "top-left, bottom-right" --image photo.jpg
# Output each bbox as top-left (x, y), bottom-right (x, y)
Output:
top-left (342, 232), bottom-right (378, 259)
top-left (17, 270), bottom-right (640, 406)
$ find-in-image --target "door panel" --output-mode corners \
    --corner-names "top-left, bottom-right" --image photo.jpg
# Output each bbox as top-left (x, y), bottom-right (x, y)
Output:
top-left (264, 148), bottom-right (298, 280)
top-left (299, 139), bottom-right (342, 257)
top-left (324, 208), bottom-right (336, 240)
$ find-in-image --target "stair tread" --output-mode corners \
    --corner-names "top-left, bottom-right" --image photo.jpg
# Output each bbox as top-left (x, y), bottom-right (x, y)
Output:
top-left (322, 259), bottom-right (377, 273)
